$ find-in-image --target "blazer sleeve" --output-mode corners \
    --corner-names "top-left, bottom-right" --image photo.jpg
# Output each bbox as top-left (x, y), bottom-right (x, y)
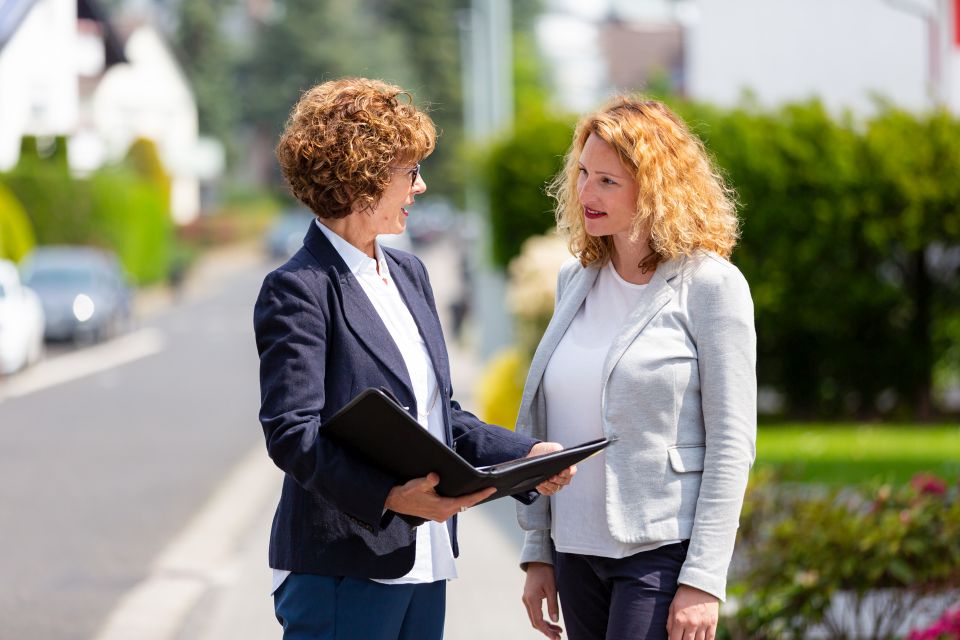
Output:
top-left (410, 255), bottom-right (538, 467)
top-left (255, 268), bottom-right (398, 529)
top-left (679, 260), bottom-right (757, 600)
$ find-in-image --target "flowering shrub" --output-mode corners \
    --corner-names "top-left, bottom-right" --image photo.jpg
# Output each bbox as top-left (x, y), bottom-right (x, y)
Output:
top-left (506, 232), bottom-right (569, 357)
top-left (726, 471), bottom-right (960, 639)
top-left (477, 347), bottom-right (526, 430)
top-left (477, 233), bottom-right (569, 427)
top-left (907, 604), bottom-right (960, 640)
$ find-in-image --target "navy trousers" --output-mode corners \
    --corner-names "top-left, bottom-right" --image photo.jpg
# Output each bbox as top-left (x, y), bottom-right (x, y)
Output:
top-left (554, 541), bottom-right (689, 640)
top-left (273, 573), bottom-right (446, 640)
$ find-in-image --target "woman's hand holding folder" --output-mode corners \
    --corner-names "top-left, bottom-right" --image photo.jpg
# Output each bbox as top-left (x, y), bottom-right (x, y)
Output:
top-left (383, 441), bottom-right (576, 521)
top-left (526, 442), bottom-right (578, 497)
top-left (384, 472), bottom-right (496, 522)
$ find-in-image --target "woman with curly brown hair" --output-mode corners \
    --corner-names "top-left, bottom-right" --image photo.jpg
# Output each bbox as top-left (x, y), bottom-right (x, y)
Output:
top-left (255, 78), bottom-right (570, 639)
top-left (516, 97), bottom-right (757, 640)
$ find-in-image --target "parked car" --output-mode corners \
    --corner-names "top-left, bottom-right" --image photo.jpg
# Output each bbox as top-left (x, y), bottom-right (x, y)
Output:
top-left (20, 247), bottom-right (133, 343)
top-left (0, 260), bottom-right (45, 375)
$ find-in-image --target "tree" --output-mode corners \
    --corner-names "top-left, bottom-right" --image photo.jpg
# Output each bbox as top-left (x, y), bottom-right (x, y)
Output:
top-left (173, 0), bottom-right (239, 161)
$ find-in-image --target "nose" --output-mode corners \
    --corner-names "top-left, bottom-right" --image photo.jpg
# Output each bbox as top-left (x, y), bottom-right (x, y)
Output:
top-left (577, 175), bottom-right (592, 203)
top-left (412, 172), bottom-right (426, 195)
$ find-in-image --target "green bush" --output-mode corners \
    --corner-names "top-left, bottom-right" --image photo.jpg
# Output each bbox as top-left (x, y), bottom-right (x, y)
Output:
top-left (728, 471), bottom-right (960, 639)
top-left (673, 100), bottom-right (960, 418)
top-left (482, 112), bottom-right (574, 268)
top-left (88, 168), bottom-right (173, 285)
top-left (0, 183), bottom-right (35, 262)
top-left (1, 135), bottom-right (175, 285)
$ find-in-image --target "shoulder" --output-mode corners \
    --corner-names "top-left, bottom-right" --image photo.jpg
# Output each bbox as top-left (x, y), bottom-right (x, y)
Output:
top-left (680, 250), bottom-right (750, 296)
top-left (557, 256), bottom-right (583, 288)
top-left (257, 248), bottom-right (335, 308)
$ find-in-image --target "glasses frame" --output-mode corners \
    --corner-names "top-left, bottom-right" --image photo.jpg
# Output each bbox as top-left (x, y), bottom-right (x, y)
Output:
top-left (407, 163), bottom-right (420, 187)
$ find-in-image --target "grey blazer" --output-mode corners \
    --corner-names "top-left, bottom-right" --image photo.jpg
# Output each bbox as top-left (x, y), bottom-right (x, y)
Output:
top-left (516, 250), bottom-right (757, 600)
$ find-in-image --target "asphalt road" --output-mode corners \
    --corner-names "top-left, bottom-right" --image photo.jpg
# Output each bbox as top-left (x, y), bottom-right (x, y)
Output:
top-left (0, 254), bottom-right (271, 640)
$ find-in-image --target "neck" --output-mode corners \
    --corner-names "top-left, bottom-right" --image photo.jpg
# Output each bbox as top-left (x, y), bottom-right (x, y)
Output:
top-left (319, 215), bottom-right (376, 258)
top-left (610, 234), bottom-right (657, 285)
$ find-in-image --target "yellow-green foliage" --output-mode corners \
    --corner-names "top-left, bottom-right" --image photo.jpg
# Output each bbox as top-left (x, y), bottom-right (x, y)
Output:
top-left (477, 347), bottom-right (528, 430)
top-left (0, 183), bottom-right (35, 262)
top-left (124, 137), bottom-right (171, 212)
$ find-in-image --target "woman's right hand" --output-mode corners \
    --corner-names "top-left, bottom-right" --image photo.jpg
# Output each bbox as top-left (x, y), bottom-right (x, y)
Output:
top-left (384, 473), bottom-right (495, 522)
top-left (522, 562), bottom-right (563, 639)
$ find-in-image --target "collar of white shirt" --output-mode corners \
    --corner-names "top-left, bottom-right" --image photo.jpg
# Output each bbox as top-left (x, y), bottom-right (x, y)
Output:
top-left (314, 218), bottom-right (390, 281)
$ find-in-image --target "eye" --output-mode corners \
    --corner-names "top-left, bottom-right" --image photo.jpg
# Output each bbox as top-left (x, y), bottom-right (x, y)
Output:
top-left (577, 167), bottom-right (587, 175)
top-left (601, 177), bottom-right (618, 185)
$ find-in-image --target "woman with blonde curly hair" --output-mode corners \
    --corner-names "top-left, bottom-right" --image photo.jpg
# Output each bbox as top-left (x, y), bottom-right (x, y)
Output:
top-left (517, 97), bottom-right (757, 640)
top-left (255, 78), bottom-right (569, 639)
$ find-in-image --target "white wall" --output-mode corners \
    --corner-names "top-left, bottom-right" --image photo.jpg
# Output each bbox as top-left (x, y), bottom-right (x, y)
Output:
top-left (0, 0), bottom-right (78, 170)
top-left (685, 0), bottom-right (954, 115)
top-left (91, 26), bottom-right (200, 223)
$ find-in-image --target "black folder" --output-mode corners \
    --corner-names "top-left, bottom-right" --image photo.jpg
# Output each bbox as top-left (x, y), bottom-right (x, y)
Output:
top-left (321, 388), bottom-right (609, 505)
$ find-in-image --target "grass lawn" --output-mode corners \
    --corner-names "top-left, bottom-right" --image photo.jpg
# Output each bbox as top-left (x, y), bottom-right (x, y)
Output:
top-left (755, 423), bottom-right (960, 485)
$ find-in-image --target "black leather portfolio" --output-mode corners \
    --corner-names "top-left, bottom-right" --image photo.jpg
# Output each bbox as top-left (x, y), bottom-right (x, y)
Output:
top-left (321, 388), bottom-right (610, 505)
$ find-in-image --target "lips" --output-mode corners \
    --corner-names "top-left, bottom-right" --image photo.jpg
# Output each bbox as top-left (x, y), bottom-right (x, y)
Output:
top-left (584, 206), bottom-right (607, 219)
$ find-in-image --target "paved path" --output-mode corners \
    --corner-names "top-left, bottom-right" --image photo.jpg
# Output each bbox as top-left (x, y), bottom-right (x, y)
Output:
top-left (126, 236), bottom-right (549, 639)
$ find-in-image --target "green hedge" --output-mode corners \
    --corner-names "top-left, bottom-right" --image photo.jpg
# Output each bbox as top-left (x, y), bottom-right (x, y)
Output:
top-left (483, 112), bottom-right (574, 268)
top-left (481, 101), bottom-right (960, 418)
top-left (0, 136), bottom-right (174, 285)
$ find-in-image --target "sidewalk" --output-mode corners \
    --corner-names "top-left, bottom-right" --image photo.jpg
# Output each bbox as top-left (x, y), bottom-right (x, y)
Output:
top-left (170, 236), bottom-right (546, 639)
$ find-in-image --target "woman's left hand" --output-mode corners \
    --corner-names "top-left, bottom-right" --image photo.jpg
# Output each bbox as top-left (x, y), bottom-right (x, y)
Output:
top-left (526, 442), bottom-right (576, 496)
top-left (667, 584), bottom-right (719, 640)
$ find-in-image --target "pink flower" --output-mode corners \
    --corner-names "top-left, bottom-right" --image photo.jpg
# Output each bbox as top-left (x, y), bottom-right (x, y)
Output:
top-left (907, 604), bottom-right (960, 640)
top-left (910, 473), bottom-right (948, 496)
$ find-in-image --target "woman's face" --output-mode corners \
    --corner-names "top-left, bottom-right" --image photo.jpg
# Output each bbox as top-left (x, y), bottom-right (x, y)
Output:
top-left (576, 133), bottom-right (639, 240)
top-left (362, 163), bottom-right (426, 238)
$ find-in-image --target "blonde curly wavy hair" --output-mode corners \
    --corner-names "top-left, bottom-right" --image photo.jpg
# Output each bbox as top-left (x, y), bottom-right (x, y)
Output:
top-left (550, 96), bottom-right (739, 266)
top-left (276, 77), bottom-right (436, 219)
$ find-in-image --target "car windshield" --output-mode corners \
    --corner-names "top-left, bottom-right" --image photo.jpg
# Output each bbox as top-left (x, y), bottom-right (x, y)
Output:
top-left (24, 268), bottom-right (96, 289)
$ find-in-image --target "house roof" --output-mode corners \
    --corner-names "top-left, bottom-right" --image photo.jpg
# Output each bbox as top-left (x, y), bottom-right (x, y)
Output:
top-left (0, 0), bottom-right (37, 50)
top-left (78, 0), bottom-right (126, 66)
top-left (0, 0), bottom-right (126, 66)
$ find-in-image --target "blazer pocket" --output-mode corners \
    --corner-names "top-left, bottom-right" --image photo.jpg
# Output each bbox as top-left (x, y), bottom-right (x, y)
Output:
top-left (667, 445), bottom-right (706, 473)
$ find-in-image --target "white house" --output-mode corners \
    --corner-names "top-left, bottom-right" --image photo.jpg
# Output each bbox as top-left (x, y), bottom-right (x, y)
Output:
top-left (87, 22), bottom-right (203, 223)
top-left (0, 0), bottom-right (80, 170)
top-left (0, 0), bottom-right (213, 223)
top-left (539, 0), bottom-right (960, 116)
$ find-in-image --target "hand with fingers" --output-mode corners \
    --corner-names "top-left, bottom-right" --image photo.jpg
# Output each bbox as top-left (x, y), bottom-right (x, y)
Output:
top-left (383, 472), bottom-right (495, 522)
top-left (526, 442), bottom-right (577, 497)
top-left (666, 584), bottom-right (719, 640)
top-left (522, 562), bottom-right (564, 639)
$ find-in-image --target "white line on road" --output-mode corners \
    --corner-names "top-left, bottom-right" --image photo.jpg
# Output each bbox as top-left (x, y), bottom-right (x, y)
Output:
top-left (92, 446), bottom-right (281, 640)
top-left (0, 328), bottom-right (166, 402)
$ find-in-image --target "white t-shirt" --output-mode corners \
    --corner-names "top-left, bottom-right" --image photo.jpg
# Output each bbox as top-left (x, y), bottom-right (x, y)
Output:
top-left (271, 222), bottom-right (456, 594)
top-left (543, 261), bottom-right (681, 557)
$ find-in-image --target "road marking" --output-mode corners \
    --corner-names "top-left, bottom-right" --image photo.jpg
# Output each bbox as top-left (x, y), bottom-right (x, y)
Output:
top-left (0, 328), bottom-right (166, 401)
top-left (92, 446), bottom-right (281, 640)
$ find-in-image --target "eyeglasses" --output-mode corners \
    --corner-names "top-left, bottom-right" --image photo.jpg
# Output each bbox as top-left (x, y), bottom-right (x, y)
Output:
top-left (396, 163), bottom-right (420, 187)
top-left (407, 163), bottom-right (421, 186)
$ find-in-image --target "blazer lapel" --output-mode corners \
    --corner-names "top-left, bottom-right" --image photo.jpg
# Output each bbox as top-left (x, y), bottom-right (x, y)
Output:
top-left (518, 264), bottom-right (600, 420)
top-left (599, 256), bottom-right (682, 383)
top-left (385, 251), bottom-right (449, 388)
top-left (302, 224), bottom-right (414, 398)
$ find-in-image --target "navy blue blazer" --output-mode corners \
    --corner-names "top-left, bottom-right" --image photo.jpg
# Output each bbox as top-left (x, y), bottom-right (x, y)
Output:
top-left (254, 222), bottom-right (537, 579)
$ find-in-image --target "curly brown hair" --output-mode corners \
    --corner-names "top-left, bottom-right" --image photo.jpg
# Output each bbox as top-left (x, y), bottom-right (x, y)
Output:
top-left (550, 96), bottom-right (739, 266)
top-left (276, 78), bottom-right (436, 219)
